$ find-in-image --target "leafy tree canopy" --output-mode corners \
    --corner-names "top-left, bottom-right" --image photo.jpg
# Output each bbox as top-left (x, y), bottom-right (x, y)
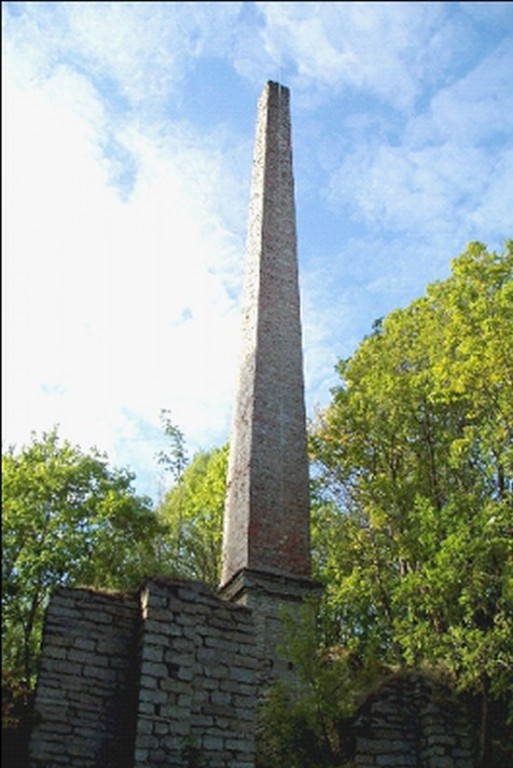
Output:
top-left (4, 241), bottom-right (512, 767)
top-left (156, 444), bottom-right (228, 588)
top-left (2, 428), bottom-right (162, 697)
top-left (309, 241), bottom-right (513, 765)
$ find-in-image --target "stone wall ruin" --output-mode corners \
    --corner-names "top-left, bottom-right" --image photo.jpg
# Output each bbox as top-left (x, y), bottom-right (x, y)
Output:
top-left (353, 671), bottom-right (475, 768)
top-left (29, 578), bottom-right (257, 768)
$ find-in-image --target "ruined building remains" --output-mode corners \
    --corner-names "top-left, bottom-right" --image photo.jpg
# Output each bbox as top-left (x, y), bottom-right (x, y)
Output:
top-left (28, 82), bottom-right (474, 768)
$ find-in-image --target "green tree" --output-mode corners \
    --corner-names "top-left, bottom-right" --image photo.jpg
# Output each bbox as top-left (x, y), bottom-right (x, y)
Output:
top-left (156, 408), bottom-right (189, 485)
top-left (310, 241), bottom-right (513, 767)
top-left (256, 602), bottom-right (383, 768)
top-left (2, 428), bottom-right (162, 700)
top-left (157, 445), bottom-right (228, 587)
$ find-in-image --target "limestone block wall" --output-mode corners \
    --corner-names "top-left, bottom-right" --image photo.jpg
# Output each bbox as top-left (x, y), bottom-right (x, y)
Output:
top-left (29, 582), bottom-right (475, 768)
top-left (133, 578), bottom-right (257, 768)
top-left (29, 578), bottom-right (258, 768)
top-left (353, 671), bottom-right (474, 768)
top-left (29, 587), bottom-right (140, 768)
top-left (220, 568), bottom-right (320, 691)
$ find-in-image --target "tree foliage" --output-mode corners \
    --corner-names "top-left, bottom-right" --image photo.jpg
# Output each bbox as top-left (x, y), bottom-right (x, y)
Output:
top-left (309, 241), bottom-right (513, 765)
top-left (256, 604), bottom-right (381, 768)
top-left (157, 445), bottom-right (228, 587)
top-left (3, 241), bottom-right (511, 766)
top-left (156, 408), bottom-right (189, 485)
top-left (2, 428), bottom-right (162, 699)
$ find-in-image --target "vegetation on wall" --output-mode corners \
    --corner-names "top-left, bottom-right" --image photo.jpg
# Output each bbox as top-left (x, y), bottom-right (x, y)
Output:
top-left (255, 603), bottom-right (382, 768)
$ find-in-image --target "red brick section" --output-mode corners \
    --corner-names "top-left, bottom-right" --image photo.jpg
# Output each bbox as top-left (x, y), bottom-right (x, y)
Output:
top-left (221, 81), bottom-right (311, 587)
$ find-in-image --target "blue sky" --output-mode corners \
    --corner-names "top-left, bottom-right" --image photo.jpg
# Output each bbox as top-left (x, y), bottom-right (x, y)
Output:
top-left (3, 2), bottom-right (512, 501)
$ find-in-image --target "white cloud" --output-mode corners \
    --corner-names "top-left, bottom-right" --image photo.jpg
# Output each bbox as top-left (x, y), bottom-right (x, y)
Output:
top-left (468, 146), bottom-right (513, 241)
top-left (414, 40), bottom-right (513, 146)
top-left (331, 140), bottom-right (490, 234)
top-left (3, 2), bottom-right (244, 113)
top-left (250, 2), bottom-right (464, 109)
top-left (460, 2), bottom-right (513, 29)
top-left (3, 1), bottom-right (511, 501)
top-left (2, 58), bottom-right (244, 490)
top-left (327, 35), bottom-right (513, 247)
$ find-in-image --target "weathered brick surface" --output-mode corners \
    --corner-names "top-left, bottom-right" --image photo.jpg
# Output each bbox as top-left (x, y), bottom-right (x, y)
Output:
top-left (221, 567), bottom-right (321, 693)
top-left (221, 80), bottom-right (311, 586)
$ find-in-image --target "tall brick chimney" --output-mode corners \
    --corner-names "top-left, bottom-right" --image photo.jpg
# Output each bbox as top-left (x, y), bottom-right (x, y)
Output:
top-left (220, 81), bottom-right (318, 683)
top-left (221, 81), bottom-right (311, 587)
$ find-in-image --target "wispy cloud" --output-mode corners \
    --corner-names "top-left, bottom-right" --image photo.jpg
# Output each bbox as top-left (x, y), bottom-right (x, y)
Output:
top-left (3, 1), bottom-right (511, 498)
top-left (328, 38), bottom-right (513, 240)
top-left (2, 45), bottom-right (244, 492)
top-left (250, 2), bottom-right (478, 108)
top-left (4, 2), bottom-right (244, 108)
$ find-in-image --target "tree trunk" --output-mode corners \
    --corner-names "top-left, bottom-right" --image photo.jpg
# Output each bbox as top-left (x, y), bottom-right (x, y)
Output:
top-left (478, 677), bottom-right (493, 768)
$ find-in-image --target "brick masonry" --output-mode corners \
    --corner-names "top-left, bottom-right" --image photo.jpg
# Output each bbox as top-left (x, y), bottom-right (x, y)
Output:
top-left (220, 568), bottom-right (322, 690)
top-left (29, 585), bottom-right (475, 768)
top-left (133, 578), bottom-right (256, 768)
top-left (221, 81), bottom-right (311, 587)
